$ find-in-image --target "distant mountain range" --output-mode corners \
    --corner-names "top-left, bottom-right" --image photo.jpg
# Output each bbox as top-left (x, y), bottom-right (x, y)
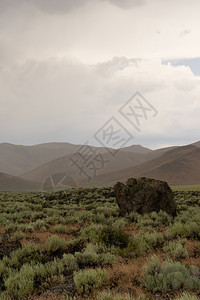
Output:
top-left (0, 141), bottom-right (199, 191)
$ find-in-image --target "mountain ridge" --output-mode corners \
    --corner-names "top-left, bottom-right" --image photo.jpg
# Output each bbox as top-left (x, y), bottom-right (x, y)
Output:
top-left (0, 140), bottom-right (199, 191)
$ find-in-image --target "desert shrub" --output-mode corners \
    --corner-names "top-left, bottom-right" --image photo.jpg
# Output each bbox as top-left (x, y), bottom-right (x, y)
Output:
top-left (163, 241), bottom-right (189, 259)
top-left (136, 210), bottom-right (172, 228)
top-left (95, 206), bottom-right (119, 218)
top-left (33, 219), bottom-right (48, 231)
top-left (97, 225), bottom-right (129, 249)
top-left (139, 232), bottom-right (164, 249)
top-left (4, 223), bottom-right (18, 233)
top-left (51, 224), bottom-right (67, 234)
top-left (5, 244), bottom-right (43, 268)
top-left (80, 223), bottom-right (103, 243)
top-left (175, 206), bottom-right (200, 224)
top-left (45, 215), bottom-right (60, 225)
top-left (0, 292), bottom-right (8, 300)
top-left (39, 258), bottom-right (65, 280)
top-left (3, 259), bottom-right (66, 299)
top-left (17, 223), bottom-right (35, 233)
top-left (93, 213), bottom-right (107, 224)
top-left (110, 218), bottom-right (127, 230)
top-left (4, 266), bottom-right (34, 299)
top-left (75, 211), bottom-right (94, 223)
top-left (143, 255), bottom-right (200, 293)
top-left (166, 222), bottom-right (200, 239)
top-left (74, 268), bottom-right (108, 295)
top-left (45, 235), bottom-right (67, 252)
top-left (119, 231), bottom-right (164, 258)
top-left (174, 292), bottom-right (199, 300)
top-left (62, 254), bottom-right (78, 272)
top-left (75, 250), bottom-right (99, 267)
top-left (0, 261), bottom-right (9, 291)
top-left (9, 231), bottom-right (25, 242)
top-left (75, 243), bottom-right (116, 267)
top-left (63, 215), bottom-right (77, 225)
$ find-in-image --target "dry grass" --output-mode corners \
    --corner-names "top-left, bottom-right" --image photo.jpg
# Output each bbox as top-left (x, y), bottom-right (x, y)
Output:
top-left (105, 256), bottom-right (148, 297)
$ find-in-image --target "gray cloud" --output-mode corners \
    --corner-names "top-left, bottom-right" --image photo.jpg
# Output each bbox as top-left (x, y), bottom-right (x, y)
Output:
top-left (0, 56), bottom-right (199, 147)
top-left (0, 0), bottom-right (200, 148)
top-left (0, 0), bottom-right (145, 15)
top-left (32, 0), bottom-right (89, 14)
top-left (106, 0), bottom-right (145, 9)
top-left (0, 0), bottom-right (88, 14)
top-left (0, 0), bottom-right (23, 12)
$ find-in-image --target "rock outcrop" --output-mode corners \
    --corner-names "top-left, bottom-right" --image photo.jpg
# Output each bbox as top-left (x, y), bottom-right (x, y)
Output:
top-left (114, 177), bottom-right (177, 216)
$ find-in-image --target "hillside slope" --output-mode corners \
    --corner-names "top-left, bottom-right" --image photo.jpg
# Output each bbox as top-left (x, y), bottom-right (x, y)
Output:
top-left (22, 149), bottom-right (149, 184)
top-left (87, 145), bottom-right (200, 186)
top-left (0, 142), bottom-right (107, 176)
top-left (0, 172), bottom-right (39, 192)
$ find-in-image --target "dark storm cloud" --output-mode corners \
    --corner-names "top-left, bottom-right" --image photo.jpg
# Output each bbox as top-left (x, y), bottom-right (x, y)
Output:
top-left (32, 0), bottom-right (89, 14)
top-left (34, 0), bottom-right (146, 13)
top-left (0, 0), bottom-right (145, 15)
top-left (0, 0), bottom-right (23, 12)
top-left (0, 0), bottom-right (88, 14)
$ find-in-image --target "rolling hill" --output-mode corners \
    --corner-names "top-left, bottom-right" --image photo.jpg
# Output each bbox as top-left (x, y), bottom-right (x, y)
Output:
top-left (0, 141), bottom-right (199, 191)
top-left (22, 149), bottom-right (150, 184)
top-left (21, 144), bottom-right (181, 186)
top-left (0, 142), bottom-right (108, 176)
top-left (0, 172), bottom-right (39, 192)
top-left (87, 144), bottom-right (200, 186)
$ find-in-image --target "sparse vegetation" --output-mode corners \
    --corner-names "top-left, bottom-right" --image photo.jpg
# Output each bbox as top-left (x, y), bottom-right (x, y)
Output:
top-left (0, 188), bottom-right (199, 299)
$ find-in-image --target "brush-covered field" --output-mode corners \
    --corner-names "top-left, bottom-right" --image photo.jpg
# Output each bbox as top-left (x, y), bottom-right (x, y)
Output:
top-left (0, 188), bottom-right (199, 300)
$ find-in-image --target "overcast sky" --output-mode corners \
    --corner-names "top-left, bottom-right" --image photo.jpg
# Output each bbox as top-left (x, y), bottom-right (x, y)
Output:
top-left (0, 0), bottom-right (200, 149)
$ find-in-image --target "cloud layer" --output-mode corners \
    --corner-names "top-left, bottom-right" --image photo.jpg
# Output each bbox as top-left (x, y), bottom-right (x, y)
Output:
top-left (0, 0), bottom-right (199, 148)
top-left (0, 56), bottom-right (199, 148)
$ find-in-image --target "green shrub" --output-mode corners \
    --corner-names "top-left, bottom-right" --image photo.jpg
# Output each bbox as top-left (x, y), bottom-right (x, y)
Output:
top-left (98, 225), bottom-right (129, 249)
top-left (175, 206), bottom-right (200, 224)
top-left (4, 266), bottom-right (34, 299)
top-left (119, 232), bottom-right (164, 258)
top-left (95, 206), bottom-right (119, 218)
top-left (80, 223), bottom-right (103, 243)
top-left (166, 222), bottom-right (200, 239)
top-left (0, 261), bottom-right (9, 291)
top-left (63, 215), bottom-right (77, 225)
top-left (6, 244), bottom-right (43, 268)
top-left (62, 254), bottom-right (78, 272)
top-left (33, 219), bottom-right (48, 231)
top-left (75, 211), bottom-right (94, 223)
top-left (74, 268), bottom-right (108, 295)
top-left (3, 259), bottom-right (65, 299)
top-left (143, 255), bottom-right (200, 293)
top-left (51, 224), bottom-right (67, 234)
top-left (134, 210), bottom-right (172, 228)
top-left (163, 241), bottom-right (189, 259)
top-left (75, 243), bottom-right (116, 267)
top-left (4, 223), bottom-right (18, 233)
top-left (45, 235), bottom-right (67, 252)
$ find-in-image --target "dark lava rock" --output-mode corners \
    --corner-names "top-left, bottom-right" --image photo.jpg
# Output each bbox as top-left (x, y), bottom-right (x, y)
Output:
top-left (114, 177), bottom-right (177, 217)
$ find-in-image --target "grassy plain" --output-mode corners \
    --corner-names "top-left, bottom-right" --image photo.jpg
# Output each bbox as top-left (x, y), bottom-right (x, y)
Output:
top-left (171, 185), bottom-right (200, 192)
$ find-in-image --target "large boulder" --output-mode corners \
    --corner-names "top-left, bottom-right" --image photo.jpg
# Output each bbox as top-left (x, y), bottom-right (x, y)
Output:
top-left (114, 177), bottom-right (177, 217)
